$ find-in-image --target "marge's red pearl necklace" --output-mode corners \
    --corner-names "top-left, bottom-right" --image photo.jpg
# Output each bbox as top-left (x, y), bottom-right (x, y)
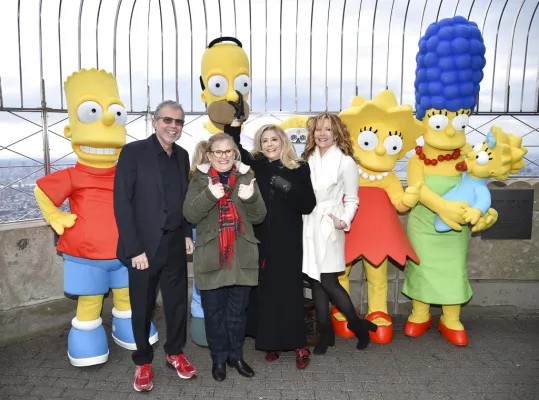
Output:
top-left (415, 146), bottom-right (460, 166)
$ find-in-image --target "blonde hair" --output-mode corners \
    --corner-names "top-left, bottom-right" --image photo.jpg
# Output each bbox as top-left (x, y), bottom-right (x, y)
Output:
top-left (191, 133), bottom-right (240, 172)
top-left (252, 124), bottom-right (302, 170)
top-left (302, 113), bottom-right (357, 162)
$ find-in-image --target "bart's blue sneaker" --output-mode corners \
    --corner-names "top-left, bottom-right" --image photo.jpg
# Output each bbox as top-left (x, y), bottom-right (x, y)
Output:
top-left (111, 308), bottom-right (158, 350)
top-left (68, 317), bottom-right (109, 367)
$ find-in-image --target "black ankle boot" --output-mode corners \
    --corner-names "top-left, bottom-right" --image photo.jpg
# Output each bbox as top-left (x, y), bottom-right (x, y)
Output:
top-left (313, 323), bottom-right (335, 355)
top-left (348, 318), bottom-right (378, 350)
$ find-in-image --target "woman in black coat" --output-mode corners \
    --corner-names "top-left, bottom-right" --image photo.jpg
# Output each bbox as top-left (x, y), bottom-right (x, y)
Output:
top-left (226, 120), bottom-right (316, 369)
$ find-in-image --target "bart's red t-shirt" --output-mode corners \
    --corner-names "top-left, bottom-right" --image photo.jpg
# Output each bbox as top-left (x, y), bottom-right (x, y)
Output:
top-left (36, 162), bottom-right (118, 260)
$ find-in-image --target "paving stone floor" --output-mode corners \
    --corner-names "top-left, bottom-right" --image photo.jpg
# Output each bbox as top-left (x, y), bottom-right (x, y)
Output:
top-left (1, 312), bottom-right (538, 400)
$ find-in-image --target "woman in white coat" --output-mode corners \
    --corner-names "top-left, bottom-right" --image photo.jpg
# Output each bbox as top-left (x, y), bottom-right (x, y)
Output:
top-left (302, 113), bottom-right (377, 354)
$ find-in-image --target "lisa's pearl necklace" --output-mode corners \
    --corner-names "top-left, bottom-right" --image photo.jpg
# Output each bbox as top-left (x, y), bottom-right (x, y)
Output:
top-left (358, 167), bottom-right (388, 182)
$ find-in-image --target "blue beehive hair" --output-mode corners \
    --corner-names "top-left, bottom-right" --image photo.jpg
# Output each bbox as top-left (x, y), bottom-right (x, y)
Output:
top-left (414, 16), bottom-right (486, 120)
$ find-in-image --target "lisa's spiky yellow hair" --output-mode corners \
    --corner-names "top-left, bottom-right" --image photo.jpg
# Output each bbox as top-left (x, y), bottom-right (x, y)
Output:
top-left (339, 90), bottom-right (425, 159)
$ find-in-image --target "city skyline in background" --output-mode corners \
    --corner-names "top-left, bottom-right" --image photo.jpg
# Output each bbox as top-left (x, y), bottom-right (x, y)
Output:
top-left (1, 0), bottom-right (538, 223)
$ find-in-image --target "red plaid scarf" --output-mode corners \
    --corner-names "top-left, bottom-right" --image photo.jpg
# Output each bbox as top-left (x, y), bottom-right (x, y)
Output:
top-left (209, 167), bottom-right (245, 269)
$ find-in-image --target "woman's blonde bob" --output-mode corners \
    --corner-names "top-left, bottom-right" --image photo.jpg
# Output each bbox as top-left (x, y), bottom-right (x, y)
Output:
top-left (251, 124), bottom-right (303, 169)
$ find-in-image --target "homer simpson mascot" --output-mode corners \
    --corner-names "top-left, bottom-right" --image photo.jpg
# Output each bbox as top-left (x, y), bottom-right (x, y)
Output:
top-left (401, 16), bottom-right (499, 346)
top-left (200, 37), bottom-right (251, 134)
top-left (279, 91), bottom-right (424, 344)
top-left (34, 68), bottom-right (157, 366)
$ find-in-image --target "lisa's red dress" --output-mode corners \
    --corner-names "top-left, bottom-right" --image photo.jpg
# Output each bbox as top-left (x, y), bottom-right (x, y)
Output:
top-left (345, 186), bottom-right (419, 267)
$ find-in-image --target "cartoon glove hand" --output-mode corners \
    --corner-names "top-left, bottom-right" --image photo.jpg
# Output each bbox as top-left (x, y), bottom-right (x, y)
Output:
top-left (49, 211), bottom-right (77, 236)
top-left (228, 90), bottom-right (246, 121)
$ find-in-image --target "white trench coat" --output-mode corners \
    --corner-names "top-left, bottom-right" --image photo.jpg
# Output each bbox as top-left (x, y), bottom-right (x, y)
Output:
top-left (302, 145), bottom-right (359, 282)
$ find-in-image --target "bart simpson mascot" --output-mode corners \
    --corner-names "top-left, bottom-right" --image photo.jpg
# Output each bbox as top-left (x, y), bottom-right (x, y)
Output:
top-left (335, 90), bottom-right (424, 344)
top-left (401, 16), bottom-right (498, 346)
top-left (34, 68), bottom-right (157, 366)
top-left (200, 37), bottom-right (251, 134)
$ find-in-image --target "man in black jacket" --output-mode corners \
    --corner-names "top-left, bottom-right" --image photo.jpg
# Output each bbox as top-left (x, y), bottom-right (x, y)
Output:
top-left (114, 100), bottom-right (196, 392)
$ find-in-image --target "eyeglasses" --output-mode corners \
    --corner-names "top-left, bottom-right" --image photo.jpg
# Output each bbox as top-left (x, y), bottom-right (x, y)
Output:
top-left (157, 117), bottom-right (185, 126)
top-left (209, 149), bottom-right (235, 158)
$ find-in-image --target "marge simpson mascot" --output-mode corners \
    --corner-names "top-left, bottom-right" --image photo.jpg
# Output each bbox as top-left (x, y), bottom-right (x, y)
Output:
top-left (402, 16), bottom-right (497, 346)
top-left (200, 37), bottom-right (251, 134)
top-left (34, 69), bottom-right (157, 366)
top-left (338, 91), bottom-right (424, 344)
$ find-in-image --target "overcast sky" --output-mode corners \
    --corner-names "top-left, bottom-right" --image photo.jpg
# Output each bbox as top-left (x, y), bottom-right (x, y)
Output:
top-left (0, 0), bottom-right (538, 164)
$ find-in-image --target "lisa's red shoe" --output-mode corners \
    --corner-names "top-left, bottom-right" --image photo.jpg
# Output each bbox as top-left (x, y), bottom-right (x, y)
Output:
top-left (403, 316), bottom-right (432, 338)
top-left (295, 347), bottom-right (310, 370)
top-left (438, 319), bottom-right (468, 346)
top-left (365, 311), bottom-right (393, 344)
top-left (330, 306), bottom-right (358, 338)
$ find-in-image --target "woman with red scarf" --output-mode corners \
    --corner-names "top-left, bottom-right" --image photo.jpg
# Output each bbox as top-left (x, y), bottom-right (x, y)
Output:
top-left (183, 133), bottom-right (266, 382)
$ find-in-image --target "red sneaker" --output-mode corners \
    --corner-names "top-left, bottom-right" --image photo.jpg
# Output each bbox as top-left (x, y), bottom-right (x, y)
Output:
top-left (134, 364), bottom-right (154, 392)
top-left (166, 353), bottom-right (197, 379)
top-left (295, 347), bottom-right (311, 370)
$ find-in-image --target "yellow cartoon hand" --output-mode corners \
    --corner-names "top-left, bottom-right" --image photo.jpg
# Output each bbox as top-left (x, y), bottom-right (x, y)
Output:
top-left (437, 200), bottom-right (469, 232)
top-left (49, 211), bottom-right (77, 235)
top-left (463, 207), bottom-right (483, 225)
top-left (401, 182), bottom-right (423, 208)
top-left (471, 207), bottom-right (498, 232)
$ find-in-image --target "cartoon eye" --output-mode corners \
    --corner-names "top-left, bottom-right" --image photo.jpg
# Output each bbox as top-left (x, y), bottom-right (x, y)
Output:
top-left (428, 114), bottom-right (449, 131)
top-left (472, 142), bottom-right (483, 153)
top-left (452, 114), bottom-right (469, 131)
top-left (384, 135), bottom-right (403, 156)
top-left (233, 74), bottom-right (251, 95)
top-left (475, 151), bottom-right (489, 166)
top-left (207, 75), bottom-right (228, 97)
top-left (299, 134), bottom-right (306, 143)
top-left (357, 131), bottom-right (378, 151)
top-left (108, 104), bottom-right (127, 126)
top-left (77, 101), bottom-right (102, 123)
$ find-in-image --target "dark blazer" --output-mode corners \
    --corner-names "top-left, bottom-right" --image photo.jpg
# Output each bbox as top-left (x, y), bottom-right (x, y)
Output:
top-left (114, 135), bottom-right (192, 266)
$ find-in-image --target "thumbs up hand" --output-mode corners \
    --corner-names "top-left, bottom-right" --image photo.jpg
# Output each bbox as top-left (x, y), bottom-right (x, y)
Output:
top-left (207, 177), bottom-right (225, 200)
top-left (238, 178), bottom-right (256, 201)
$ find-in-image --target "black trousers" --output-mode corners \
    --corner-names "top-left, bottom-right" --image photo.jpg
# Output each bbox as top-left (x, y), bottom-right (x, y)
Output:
top-left (128, 231), bottom-right (188, 366)
top-left (200, 285), bottom-right (251, 365)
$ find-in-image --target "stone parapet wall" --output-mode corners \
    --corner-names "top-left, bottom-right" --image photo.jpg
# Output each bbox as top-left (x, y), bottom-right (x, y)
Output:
top-left (0, 180), bottom-right (537, 344)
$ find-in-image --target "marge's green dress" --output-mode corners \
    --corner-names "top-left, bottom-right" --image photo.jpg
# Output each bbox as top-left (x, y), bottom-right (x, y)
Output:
top-left (402, 175), bottom-right (473, 305)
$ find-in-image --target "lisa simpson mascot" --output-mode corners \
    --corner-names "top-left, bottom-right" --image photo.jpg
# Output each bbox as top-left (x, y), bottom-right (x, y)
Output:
top-left (34, 69), bottom-right (157, 366)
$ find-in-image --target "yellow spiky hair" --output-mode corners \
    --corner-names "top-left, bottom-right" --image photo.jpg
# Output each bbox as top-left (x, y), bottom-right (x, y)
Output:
top-left (339, 90), bottom-right (425, 159)
top-left (64, 68), bottom-right (119, 103)
top-left (488, 126), bottom-right (528, 180)
top-left (64, 68), bottom-right (116, 89)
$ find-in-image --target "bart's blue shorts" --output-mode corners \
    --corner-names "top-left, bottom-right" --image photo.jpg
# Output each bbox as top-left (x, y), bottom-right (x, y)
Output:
top-left (63, 254), bottom-right (128, 296)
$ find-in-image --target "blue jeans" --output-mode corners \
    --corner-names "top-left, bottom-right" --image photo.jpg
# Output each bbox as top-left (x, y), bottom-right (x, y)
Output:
top-left (200, 285), bottom-right (251, 365)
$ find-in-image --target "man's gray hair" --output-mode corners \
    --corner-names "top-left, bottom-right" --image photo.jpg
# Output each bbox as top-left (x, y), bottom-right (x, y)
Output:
top-left (153, 100), bottom-right (185, 120)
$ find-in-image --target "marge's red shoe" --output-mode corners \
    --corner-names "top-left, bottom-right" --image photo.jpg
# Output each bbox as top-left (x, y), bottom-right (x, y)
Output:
top-left (365, 311), bottom-right (393, 344)
top-left (438, 319), bottom-right (468, 346)
top-left (403, 316), bottom-right (432, 338)
top-left (330, 306), bottom-right (357, 338)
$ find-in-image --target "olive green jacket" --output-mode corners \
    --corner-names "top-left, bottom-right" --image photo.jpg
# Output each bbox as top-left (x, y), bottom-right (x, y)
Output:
top-left (183, 162), bottom-right (267, 291)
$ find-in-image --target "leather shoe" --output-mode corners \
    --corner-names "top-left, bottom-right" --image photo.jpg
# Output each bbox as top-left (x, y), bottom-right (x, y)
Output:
top-left (227, 359), bottom-right (254, 378)
top-left (212, 363), bottom-right (226, 382)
